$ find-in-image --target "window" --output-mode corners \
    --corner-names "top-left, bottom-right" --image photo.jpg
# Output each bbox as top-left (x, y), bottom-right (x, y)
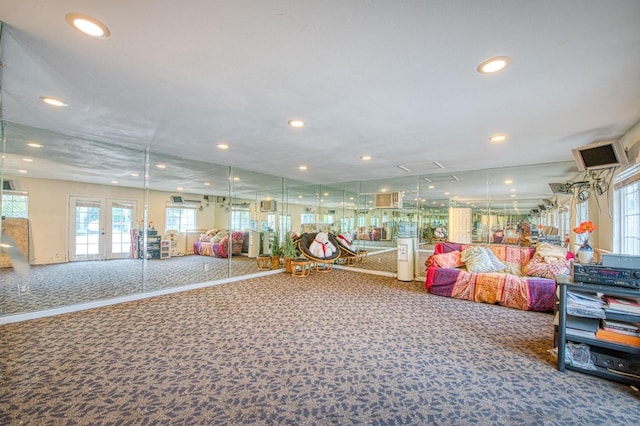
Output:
top-left (279, 214), bottom-right (291, 234)
top-left (614, 164), bottom-right (640, 255)
top-left (231, 209), bottom-right (250, 231)
top-left (165, 206), bottom-right (196, 232)
top-left (301, 213), bottom-right (314, 224)
top-left (1, 192), bottom-right (29, 218)
top-left (575, 200), bottom-right (588, 226)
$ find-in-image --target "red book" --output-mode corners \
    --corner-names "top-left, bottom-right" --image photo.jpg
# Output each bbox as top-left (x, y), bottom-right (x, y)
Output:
top-left (604, 296), bottom-right (640, 315)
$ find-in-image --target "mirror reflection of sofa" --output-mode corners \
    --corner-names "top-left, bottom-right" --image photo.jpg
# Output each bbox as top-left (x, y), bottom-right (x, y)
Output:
top-left (352, 227), bottom-right (385, 241)
top-left (193, 230), bottom-right (249, 258)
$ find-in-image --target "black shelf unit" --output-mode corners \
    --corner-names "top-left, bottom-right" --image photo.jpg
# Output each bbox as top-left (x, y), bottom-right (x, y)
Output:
top-left (555, 274), bottom-right (640, 386)
top-left (138, 232), bottom-right (161, 260)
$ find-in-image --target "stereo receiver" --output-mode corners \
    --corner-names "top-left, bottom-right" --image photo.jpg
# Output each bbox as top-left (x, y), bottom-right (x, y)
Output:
top-left (572, 263), bottom-right (640, 289)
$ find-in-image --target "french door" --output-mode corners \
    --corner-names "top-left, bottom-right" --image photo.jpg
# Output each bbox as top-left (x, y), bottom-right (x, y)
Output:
top-left (69, 196), bottom-right (137, 261)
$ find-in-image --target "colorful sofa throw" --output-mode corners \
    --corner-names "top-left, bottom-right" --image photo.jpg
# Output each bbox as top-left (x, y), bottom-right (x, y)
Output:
top-left (425, 242), bottom-right (569, 311)
top-left (193, 231), bottom-right (246, 258)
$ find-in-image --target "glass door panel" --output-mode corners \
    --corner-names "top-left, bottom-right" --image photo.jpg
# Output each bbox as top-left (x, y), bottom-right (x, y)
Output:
top-left (108, 200), bottom-right (135, 259)
top-left (71, 197), bottom-right (103, 261)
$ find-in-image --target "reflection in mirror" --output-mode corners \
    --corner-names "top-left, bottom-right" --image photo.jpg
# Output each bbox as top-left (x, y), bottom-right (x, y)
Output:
top-left (1, 122), bottom-right (147, 316)
top-left (1, 119), bottom-right (580, 320)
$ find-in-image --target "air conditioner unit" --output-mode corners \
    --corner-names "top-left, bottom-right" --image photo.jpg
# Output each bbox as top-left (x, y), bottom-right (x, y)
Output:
top-left (375, 192), bottom-right (402, 209)
top-left (260, 200), bottom-right (277, 212)
top-left (2, 179), bottom-right (15, 191)
top-left (170, 195), bottom-right (184, 204)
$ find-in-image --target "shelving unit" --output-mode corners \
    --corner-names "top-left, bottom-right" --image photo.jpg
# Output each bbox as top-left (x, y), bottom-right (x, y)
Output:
top-left (160, 240), bottom-right (171, 259)
top-left (138, 233), bottom-right (161, 260)
top-left (555, 274), bottom-right (640, 386)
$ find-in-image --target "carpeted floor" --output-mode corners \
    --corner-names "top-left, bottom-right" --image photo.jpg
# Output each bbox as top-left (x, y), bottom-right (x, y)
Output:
top-left (1, 248), bottom-right (430, 317)
top-left (1, 270), bottom-right (638, 425)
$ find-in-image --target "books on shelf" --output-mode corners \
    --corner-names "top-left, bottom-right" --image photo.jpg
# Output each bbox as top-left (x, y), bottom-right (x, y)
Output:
top-left (595, 328), bottom-right (640, 347)
top-left (601, 319), bottom-right (640, 337)
top-left (566, 291), bottom-right (605, 318)
top-left (604, 296), bottom-right (640, 315)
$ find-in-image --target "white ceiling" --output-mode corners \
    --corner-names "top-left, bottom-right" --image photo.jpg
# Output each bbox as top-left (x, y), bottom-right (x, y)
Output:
top-left (1, 0), bottom-right (640, 209)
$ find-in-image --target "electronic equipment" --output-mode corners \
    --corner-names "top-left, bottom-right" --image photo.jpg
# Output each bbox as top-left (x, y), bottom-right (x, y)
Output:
top-left (375, 192), bottom-right (402, 209)
top-left (601, 253), bottom-right (640, 269)
top-left (590, 350), bottom-right (640, 378)
top-left (2, 179), bottom-right (15, 191)
top-left (571, 139), bottom-right (628, 171)
top-left (260, 200), bottom-right (277, 212)
top-left (572, 263), bottom-right (640, 289)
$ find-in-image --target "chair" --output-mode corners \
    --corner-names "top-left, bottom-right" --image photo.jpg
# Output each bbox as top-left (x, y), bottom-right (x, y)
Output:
top-left (297, 232), bottom-right (341, 272)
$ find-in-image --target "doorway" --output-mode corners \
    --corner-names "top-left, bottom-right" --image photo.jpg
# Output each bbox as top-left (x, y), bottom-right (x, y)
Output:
top-left (69, 197), bottom-right (137, 261)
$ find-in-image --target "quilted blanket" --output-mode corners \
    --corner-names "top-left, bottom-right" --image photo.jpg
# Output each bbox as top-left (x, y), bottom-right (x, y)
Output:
top-left (425, 242), bottom-right (556, 311)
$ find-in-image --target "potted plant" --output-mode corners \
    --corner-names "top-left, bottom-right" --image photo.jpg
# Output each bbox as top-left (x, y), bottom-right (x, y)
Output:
top-left (282, 232), bottom-right (298, 273)
top-left (270, 231), bottom-right (282, 269)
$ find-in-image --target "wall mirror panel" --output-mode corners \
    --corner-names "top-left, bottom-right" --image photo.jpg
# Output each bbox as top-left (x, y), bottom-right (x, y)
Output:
top-left (1, 118), bottom-right (580, 319)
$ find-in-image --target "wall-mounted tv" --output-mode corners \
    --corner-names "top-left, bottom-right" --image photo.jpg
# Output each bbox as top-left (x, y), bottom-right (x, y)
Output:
top-left (571, 139), bottom-right (628, 171)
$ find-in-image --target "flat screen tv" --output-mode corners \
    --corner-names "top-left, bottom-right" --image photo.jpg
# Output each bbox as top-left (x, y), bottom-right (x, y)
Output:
top-left (571, 139), bottom-right (628, 171)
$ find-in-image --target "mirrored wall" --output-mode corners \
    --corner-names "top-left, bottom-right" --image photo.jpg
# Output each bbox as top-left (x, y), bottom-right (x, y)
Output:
top-left (0, 120), bottom-right (580, 319)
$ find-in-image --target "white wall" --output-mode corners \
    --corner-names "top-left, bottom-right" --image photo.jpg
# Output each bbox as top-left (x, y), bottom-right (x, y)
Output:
top-left (7, 176), bottom-right (218, 265)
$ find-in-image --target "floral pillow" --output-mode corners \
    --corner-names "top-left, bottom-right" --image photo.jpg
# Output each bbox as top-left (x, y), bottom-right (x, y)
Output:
top-left (523, 256), bottom-right (570, 279)
top-left (430, 250), bottom-right (463, 268)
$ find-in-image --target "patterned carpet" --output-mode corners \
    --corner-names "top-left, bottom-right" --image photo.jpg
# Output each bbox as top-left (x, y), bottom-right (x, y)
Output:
top-left (1, 270), bottom-right (639, 425)
top-left (1, 248), bottom-right (429, 317)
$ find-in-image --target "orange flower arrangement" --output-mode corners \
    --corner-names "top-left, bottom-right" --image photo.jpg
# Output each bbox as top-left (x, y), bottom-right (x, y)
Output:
top-left (573, 221), bottom-right (596, 247)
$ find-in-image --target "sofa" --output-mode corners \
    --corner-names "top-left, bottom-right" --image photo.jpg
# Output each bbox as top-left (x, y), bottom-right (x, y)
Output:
top-left (425, 242), bottom-right (572, 311)
top-left (193, 230), bottom-right (247, 258)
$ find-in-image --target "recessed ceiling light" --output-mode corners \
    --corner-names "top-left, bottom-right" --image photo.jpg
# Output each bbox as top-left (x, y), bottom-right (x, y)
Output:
top-left (216, 143), bottom-right (229, 150)
top-left (489, 134), bottom-right (507, 143)
top-left (510, 188), bottom-right (517, 192)
top-left (288, 119), bottom-right (305, 128)
top-left (40, 96), bottom-right (68, 107)
top-left (361, 155), bottom-right (372, 161)
top-left (65, 13), bottom-right (111, 38)
top-left (177, 187), bottom-right (183, 191)
top-left (111, 180), bottom-right (118, 184)
top-left (232, 177), bottom-right (240, 181)
top-left (504, 179), bottom-right (513, 184)
top-left (299, 165), bottom-right (308, 170)
top-left (18, 170), bottom-right (28, 174)
top-left (510, 194), bottom-right (517, 198)
top-left (477, 56), bottom-right (510, 74)
top-left (27, 142), bottom-right (43, 148)
top-left (204, 182), bottom-right (211, 186)
top-left (156, 164), bottom-right (166, 169)
top-left (444, 192), bottom-right (450, 195)
top-left (428, 185), bottom-right (435, 189)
